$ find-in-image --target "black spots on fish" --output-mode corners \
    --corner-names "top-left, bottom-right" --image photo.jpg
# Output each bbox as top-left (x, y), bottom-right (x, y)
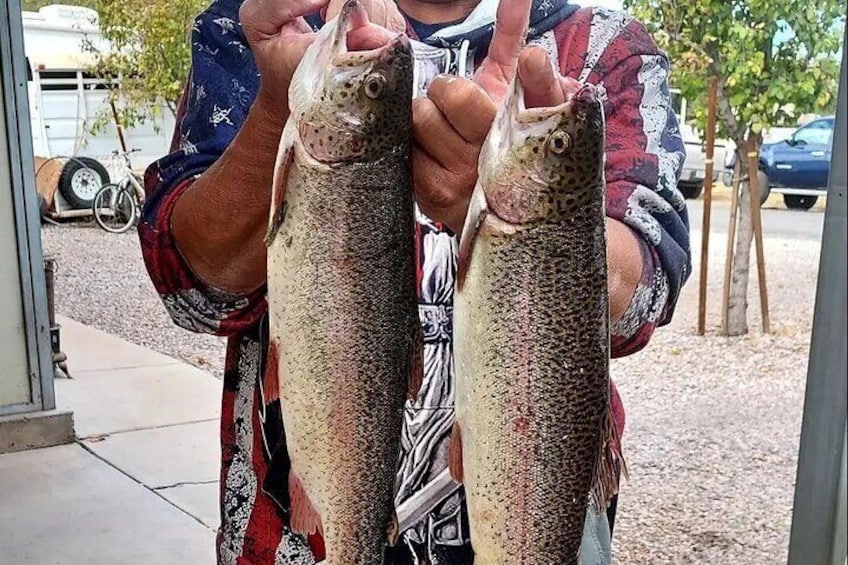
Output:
top-left (562, 196), bottom-right (579, 216)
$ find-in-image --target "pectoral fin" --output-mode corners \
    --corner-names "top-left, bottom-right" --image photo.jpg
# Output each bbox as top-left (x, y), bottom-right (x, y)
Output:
top-left (448, 422), bottom-right (464, 483)
top-left (262, 340), bottom-right (280, 404)
top-left (288, 469), bottom-right (324, 538)
top-left (456, 182), bottom-right (488, 291)
top-left (265, 121), bottom-right (295, 247)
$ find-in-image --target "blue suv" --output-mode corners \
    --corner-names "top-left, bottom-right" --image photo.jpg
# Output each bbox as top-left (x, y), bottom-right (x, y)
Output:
top-left (728, 116), bottom-right (835, 210)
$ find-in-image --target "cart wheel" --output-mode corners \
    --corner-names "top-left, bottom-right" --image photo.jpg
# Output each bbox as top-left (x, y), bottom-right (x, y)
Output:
top-left (57, 157), bottom-right (110, 209)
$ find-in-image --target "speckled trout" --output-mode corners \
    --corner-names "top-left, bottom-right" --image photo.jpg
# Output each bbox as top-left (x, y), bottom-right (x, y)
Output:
top-left (451, 74), bottom-right (621, 564)
top-left (264, 2), bottom-right (420, 562)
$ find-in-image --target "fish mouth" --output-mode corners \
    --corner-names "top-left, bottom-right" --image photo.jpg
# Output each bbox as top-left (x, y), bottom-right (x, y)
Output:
top-left (511, 79), bottom-right (598, 124)
top-left (331, 0), bottom-right (411, 67)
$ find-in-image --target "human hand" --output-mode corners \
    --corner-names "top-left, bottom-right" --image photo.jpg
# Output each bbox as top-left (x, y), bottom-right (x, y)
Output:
top-left (414, 0), bottom-right (579, 233)
top-left (239, 0), bottom-right (325, 108)
top-left (240, 0), bottom-right (405, 110)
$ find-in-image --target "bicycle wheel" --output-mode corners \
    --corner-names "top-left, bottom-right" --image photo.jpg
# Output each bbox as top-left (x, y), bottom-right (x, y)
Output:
top-left (92, 184), bottom-right (138, 234)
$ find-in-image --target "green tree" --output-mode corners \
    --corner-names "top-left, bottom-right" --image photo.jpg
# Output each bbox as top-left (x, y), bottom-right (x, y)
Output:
top-left (82, 0), bottom-right (207, 132)
top-left (22, 0), bottom-right (92, 10)
top-left (624, 0), bottom-right (845, 335)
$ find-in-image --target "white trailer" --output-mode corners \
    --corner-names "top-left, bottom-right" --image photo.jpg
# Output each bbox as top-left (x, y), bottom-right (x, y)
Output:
top-left (22, 4), bottom-right (176, 211)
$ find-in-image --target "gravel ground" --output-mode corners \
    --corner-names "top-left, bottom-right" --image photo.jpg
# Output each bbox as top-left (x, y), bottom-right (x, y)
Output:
top-left (41, 220), bottom-right (227, 378)
top-left (41, 211), bottom-right (824, 564)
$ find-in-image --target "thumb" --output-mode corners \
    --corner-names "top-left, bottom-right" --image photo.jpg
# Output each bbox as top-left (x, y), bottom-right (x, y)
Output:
top-left (518, 46), bottom-right (583, 109)
top-left (325, 0), bottom-right (406, 33)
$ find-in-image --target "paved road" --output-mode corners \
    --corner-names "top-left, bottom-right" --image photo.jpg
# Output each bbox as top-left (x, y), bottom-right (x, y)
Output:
top-left (686, 198), bottom-right (826, 241)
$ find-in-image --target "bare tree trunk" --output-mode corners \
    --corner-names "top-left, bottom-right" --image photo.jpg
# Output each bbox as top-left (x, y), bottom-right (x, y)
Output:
top-left (726, 144), bottom-right (755, 335)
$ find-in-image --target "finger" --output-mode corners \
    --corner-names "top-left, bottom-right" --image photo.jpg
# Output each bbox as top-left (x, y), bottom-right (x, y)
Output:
top-left (560, 76), bottom-right (582, 99)
top-left (519, 46), bottom-right (565, 109)
top-left (412, 148), bottom-right (470, 232)
top-left (279, 28), bottom-right (318, 63)
top-left (325, 0), bottom-right (406, 32)
top-left (412, 97), bottom-right (478, 172)
top-left (347, 24), bottom-right (397, 51)
top-left (477, 0), bottom-right (533, 90)
top-left (240, 0), bottom-right (329, 34)
top-left (426, 76), bottom-right (497, 145)
top-left (412, 147), bottom-right (450, 210)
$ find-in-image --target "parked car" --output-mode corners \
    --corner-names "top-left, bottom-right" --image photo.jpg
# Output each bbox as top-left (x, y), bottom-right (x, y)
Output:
top-left (724, 117), bottom-right (834, 210)
top-left (679, 123), bottom-right (729, 199)
top-left (669, 88), bottom-right (733, 200)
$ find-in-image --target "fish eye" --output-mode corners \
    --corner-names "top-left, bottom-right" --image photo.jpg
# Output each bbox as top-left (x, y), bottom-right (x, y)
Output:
top-left (364, 74), bottom-right (387, 99)
top-left (547, 131), bottom-right (572, 155)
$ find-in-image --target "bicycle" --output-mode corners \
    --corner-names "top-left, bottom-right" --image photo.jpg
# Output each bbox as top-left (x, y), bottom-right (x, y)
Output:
top-left (91, 148), bottom-right (146, 234)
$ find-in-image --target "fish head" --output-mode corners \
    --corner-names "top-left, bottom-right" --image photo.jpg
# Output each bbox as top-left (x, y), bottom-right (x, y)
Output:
top-left (479, 76), bottom-right (606, 227)
top-left (288, 0), bottom-right (414, 164)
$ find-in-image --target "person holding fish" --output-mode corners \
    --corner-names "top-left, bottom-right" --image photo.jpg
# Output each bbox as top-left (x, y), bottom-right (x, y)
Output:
top-left (138, 0), bottom-right (690, 563)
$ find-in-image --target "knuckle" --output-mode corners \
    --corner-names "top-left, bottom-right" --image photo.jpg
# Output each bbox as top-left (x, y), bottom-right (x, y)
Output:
top-left (238, 3), bottom-right (254, 27)
top-left (415, 169), bottom-right (455, 206)
top-left (454, 79), bottom-right (483, 107)
top-left (434, 78), bottom-right (479, 113)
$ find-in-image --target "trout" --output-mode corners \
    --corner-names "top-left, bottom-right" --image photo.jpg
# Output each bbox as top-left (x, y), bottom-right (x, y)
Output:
top-left (264, 2), bottom-right (420, 562)
top-left (450, 71), bottom-right (621, 564)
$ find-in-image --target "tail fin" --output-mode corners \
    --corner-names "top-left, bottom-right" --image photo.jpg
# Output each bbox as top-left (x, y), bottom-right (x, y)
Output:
top-left (589, 405), bottom-right (627, 510)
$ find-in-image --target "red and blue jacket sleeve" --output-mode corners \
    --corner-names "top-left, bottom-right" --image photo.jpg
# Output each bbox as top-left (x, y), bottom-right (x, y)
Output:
top-left (137, 9), bottom-right (268, 337)
top-left (556, 8), bottom-right (692, 358)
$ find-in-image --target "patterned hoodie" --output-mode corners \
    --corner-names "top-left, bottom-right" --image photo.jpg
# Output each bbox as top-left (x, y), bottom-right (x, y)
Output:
top-left (138, 1), bottom-right (691, 563)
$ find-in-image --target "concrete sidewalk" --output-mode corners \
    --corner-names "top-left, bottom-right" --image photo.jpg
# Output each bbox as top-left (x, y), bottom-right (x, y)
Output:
top-left (0, 316), bottom-right (222, 564)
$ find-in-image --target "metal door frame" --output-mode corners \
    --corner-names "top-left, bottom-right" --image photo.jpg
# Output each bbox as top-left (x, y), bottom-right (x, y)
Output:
top-left (787, 22), bottom-right (848, 565)
top-left (0, 0), bottom-right (56, 416)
